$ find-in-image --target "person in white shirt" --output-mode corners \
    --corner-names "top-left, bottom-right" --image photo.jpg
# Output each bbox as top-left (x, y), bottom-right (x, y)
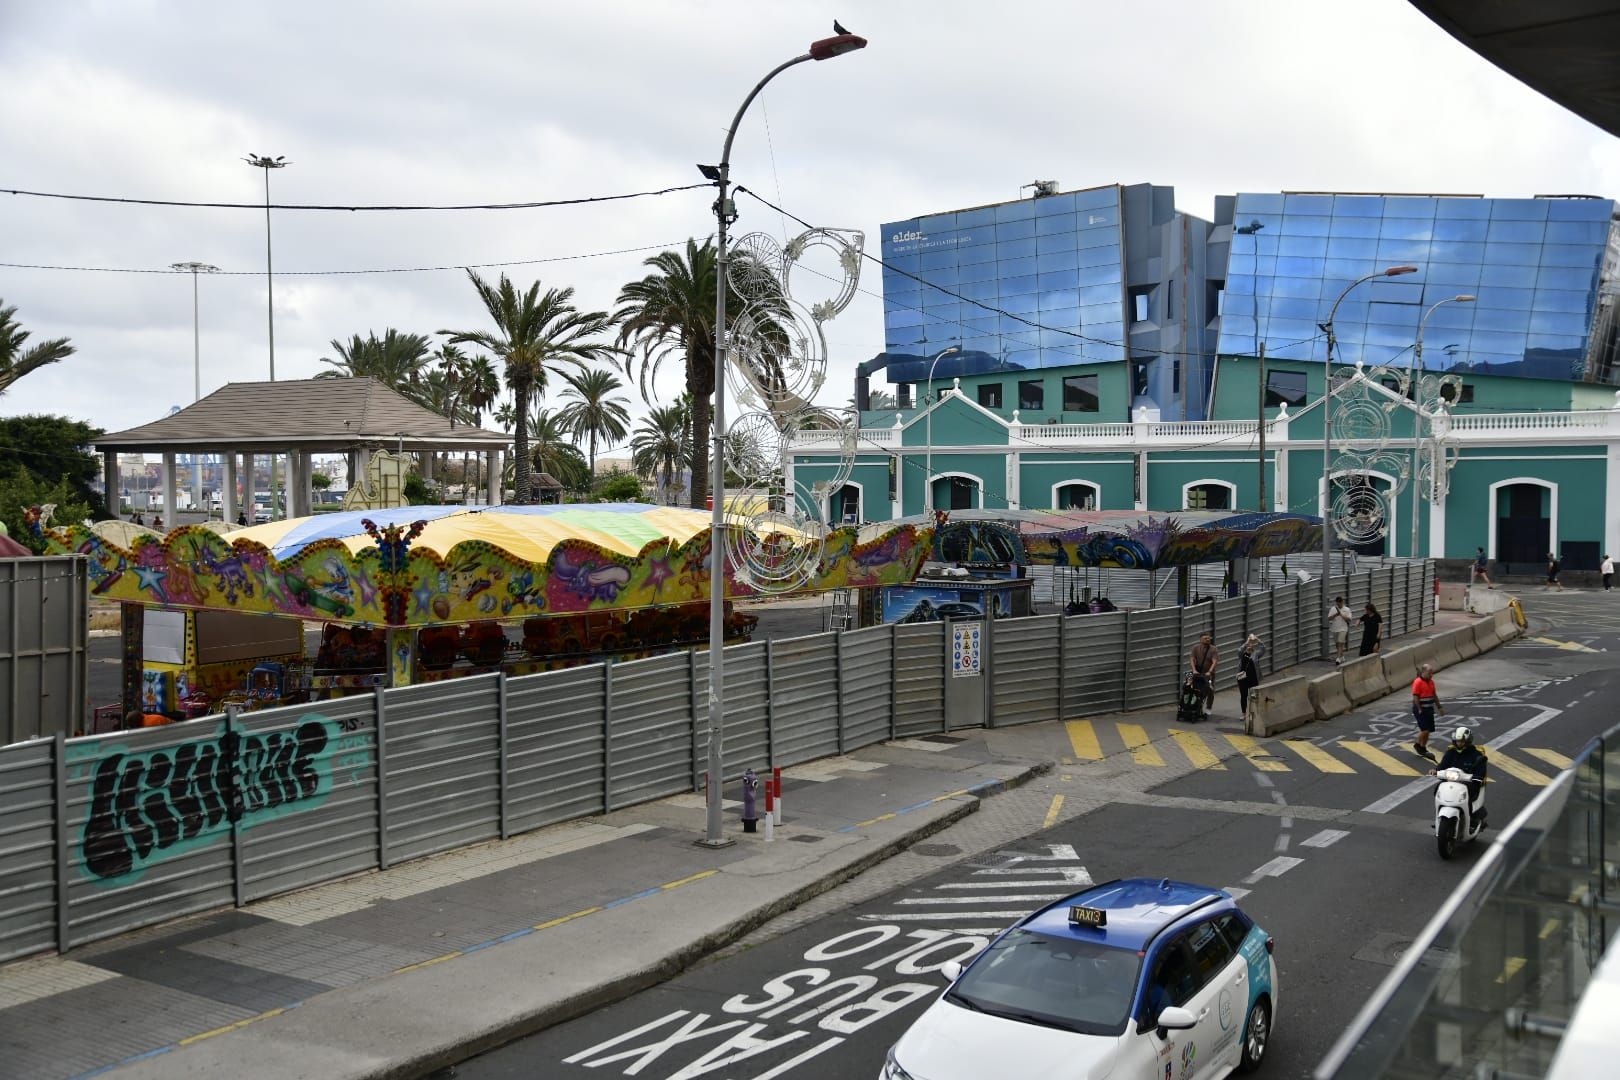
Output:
top-left (1327, 596), bottom-right (1353, 665)
top-left (1603, 553), bottom-right (1614, 592)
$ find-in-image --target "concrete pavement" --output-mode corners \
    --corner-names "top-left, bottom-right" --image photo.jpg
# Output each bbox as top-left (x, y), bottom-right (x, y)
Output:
top-left (1, 602), bottom-right (1514, 1080)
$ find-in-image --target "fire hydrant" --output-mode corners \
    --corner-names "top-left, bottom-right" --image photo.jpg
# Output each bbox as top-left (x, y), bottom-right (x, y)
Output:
top-left (741, 768), bottom-right (760, 833)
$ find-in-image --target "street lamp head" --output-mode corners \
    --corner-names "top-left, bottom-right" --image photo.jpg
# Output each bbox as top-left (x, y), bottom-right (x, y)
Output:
top-left (170, 261), bottom-right (221, 273)
top-left (1452, 294), bottom-right (1477, 303)
top-left (244, 154), bottom-right (289, 169)
top-left (809, 32), bottom-right (867, 61)
top-left (1383, 265), bottom-right (1419, 276)
top-left (1235, 220), bottom-right (1265, 235)
top-left (695, 163), bottom-right (724, 182)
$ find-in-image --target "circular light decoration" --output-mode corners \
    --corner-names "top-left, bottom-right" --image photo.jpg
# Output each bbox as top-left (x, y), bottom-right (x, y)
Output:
top-left (723, 492), bottom-right (827, 594)
top-left (781, 227), bottom-right (865, 323)
top-left (728, 232), bottom-right (785, 304)
top-left (1331, 484), bottom-right (1389, 545)
top-left (729, 298), bottom-right (829, 409)
top-left (724, 411), bottom-right (795, 486)
top-left (1335, 396), bottom-right (1390, 447)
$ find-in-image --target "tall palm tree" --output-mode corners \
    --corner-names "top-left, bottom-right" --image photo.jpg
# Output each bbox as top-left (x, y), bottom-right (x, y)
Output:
top-left (460, 354), bottom-right (501, 426)
top-left (630, 401), bottom-right (690, 504)
top-left (442, 270), bottom-right (615, 503)
top-left (316, 329), bottom-right (433, 401)
top-left (556, 367), bottom-right (631, 481)
top-left (526, 406), bottom-right (589, 492)
top-left (0, 301), bottom-right (75, 396)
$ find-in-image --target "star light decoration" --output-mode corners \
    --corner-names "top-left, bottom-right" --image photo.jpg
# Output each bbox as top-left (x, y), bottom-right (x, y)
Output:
top-left (720, 226), bottom-right (865, 594)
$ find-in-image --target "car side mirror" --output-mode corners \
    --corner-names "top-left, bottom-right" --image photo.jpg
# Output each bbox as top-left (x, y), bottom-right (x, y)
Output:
top-left (940, 960), bottom-right (963, 982)
top-left (1155, 1006), bottom-right (1197, 1038)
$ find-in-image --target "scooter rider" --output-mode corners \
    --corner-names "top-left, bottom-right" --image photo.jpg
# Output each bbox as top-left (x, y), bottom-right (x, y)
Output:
top-left (1430, 726), bottom-right (1489, 825)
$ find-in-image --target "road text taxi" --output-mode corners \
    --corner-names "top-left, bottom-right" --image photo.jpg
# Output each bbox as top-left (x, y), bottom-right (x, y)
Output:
top-left (882, 878), bottom-right (1278, 1080)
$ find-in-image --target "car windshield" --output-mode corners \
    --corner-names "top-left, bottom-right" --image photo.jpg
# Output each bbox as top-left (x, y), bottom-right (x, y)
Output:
top-left (946, 928), bottom-right (1141, 1036)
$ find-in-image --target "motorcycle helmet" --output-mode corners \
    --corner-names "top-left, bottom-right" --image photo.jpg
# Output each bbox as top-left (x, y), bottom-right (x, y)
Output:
top-left (1451, 726), bottom-right (1474, 749)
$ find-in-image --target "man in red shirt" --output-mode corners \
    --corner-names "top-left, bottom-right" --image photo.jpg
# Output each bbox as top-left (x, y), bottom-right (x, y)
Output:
top-left (1411, 662), bottom-right (1444, 761)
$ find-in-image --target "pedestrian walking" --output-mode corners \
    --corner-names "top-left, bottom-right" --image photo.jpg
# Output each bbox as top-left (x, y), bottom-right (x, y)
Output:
top-left (131, 511), bottom-right (144, 526)
top-left (1473, 547), bottom-right (1494, 589)
top-left (1412, 662), bottom-right (1445, 761)
top-left (236, 511), bottom-right (248, 527)
top-left (1357, 602), bottom-right (1383, 656)
top-left (1189, 631), bottom-right (1219, 717)
top-left (1602, 553), bottom-right (1613, 592)
top-left (1236, 634), bottom-right (1265, 717)
top-left (1546, 552), bottom-right (1564, 590)
top-left (1327, 595), bottom-right (1353, 665)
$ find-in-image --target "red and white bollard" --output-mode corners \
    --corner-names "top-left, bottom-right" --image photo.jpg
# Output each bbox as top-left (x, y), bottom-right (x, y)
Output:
top-left (772, 766), bottom-right (784, 826)
top-left (763, 776), bottom-right (775, 842)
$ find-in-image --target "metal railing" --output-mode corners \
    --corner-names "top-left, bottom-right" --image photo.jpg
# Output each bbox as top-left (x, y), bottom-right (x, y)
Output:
top-left (0, 561), bottom-right (1434, 965)
top-left (1316, 721), bottom-right (1620, 1080)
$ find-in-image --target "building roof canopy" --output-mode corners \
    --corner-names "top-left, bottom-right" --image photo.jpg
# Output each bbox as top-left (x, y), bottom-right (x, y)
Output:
top-left (94, 377), bottom-right (510, 453)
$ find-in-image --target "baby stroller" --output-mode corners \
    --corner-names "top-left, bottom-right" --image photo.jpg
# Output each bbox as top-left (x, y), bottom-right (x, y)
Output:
top-left (1177, 671), bottom-right (1210, 723)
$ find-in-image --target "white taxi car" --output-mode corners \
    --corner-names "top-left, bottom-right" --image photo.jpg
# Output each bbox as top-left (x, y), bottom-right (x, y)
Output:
top-left (882, 877), bottom-right (1278, 1080)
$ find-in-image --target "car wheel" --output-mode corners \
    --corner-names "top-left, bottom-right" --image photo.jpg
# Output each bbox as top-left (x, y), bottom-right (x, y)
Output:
top-left (1239, 998), bottom-right (1270, 1072)
top-left (1437, 816), bottom-right (1456, 860)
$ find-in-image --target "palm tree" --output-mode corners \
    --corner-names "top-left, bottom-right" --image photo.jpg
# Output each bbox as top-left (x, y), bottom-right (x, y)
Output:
top-left (556, 367), bottom-right (631, 482)
top-left (0, 301), bottom-right (75, 396)
top-left (316, 329), bottom-right (433, 401)
top-left (442, 270), bottom-right (616, 503)
top-left (851, 389), bottom-right (898, 413)
top-left (526, 406), bottom-right (590, 492)
top-left (630, 402), bottom-right (690, 504)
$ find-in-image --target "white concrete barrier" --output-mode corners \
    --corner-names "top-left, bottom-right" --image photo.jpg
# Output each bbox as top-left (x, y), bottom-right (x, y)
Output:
top-left (1430, 628), bottom-right (1465, 670)
top-left (1493, 606), bottom-right (1522, 642)
top-left (1381, 645), bottom-right (1420, 694)
top-left (1248, 675), bottom-right (1315, 737)
top-left (1473, 617), bottom-right (1502, 654)
top-left (1453, 622), bottom-right (1481, 660)
top-left (1341, 653), bottom-right (1391, 706)
top-left (1308, 669), bottom-right (1352, 720)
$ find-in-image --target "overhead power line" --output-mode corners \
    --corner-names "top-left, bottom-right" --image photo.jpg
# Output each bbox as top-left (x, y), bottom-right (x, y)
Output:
top-left (0, 181), bottom-right (710, 212)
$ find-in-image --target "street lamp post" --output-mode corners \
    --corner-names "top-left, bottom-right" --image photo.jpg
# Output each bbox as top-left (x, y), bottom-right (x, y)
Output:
top-left (1317, 264), bottom-right (1418, 648)
top-left (922, 346), bottom-right (961, 516)
top-left (1409, 294), bottom-right (1475, 559)
top-left (697, 28), bottom-right (867, 847)
top-left (1234, 221), bottom-right (1267, 512)
top-left (245, 154), bottom-right (288, 520)
top-left (171, 261), bottom-right (220, 515)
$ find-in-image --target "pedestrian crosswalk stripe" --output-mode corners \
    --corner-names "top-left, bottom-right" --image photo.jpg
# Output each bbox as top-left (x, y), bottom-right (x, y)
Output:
top-left (1169, 729), bottom-right (1226, 770)
top-left (1496, 957), bottom-right (1527, 984)
top-left (1282, 740), bottom-right (1355, 774)
top-left (1224, 734), bottom-right (1291, 772)
top-left (1519, 747), bottom-right (1574, 771)
top-left (1336, 741), bottom-right (1422, 776)
top-left (895, 894), bottom-right (1069, 905)
top-left (1119, 724), bottom-right (1165, 767)
top-left (1539, 918), bottom-right (1561, 940)
top-left (1066, 720), bottom-right (1103, 761)
top-left (1483, 748), bottom-right (1550, 787)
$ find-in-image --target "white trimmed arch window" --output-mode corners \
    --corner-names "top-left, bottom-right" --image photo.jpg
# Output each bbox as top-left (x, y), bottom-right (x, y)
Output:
top-left (826, 481), bottom-right (863, 524)
top-left (1182, 479), bottom-right (1236, 511)
top-left (1051, 480), bottom-right (1100, 511)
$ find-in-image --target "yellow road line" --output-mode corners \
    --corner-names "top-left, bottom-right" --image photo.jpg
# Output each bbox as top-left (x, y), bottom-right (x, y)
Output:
top-left (1496, 956), bottom-right (1527, 984)
top-left (1282, 740), bottom-right (1356, 774)
top-left (661, 869), bottom-right (719, 891)
top-left (1540, 918), bottom-right (1562, 940)
top-left (1066, 720), bottom-right (1103, 761)
top-left (1223, 734), bottom-right (1291, 772)
top-left (535, 906), bottom-right (602, 930)
top-left (393, 951), bottom-right (462, 975)
top-left (1119, 724), bottom-right (1165, 767)
top-left (1338, 741), bottom-right (1421, 776)
top-left (1485, 749), bottom-right (1551, 787)
top-left (1044, 794), bottom-right (1065, 829)
top-left (179, 1007), bottom-right (288, 1046)
top-left (1519, 747), bottom-right (1574, 771)
top-left (1169, 729), bottom-right (1226, 770)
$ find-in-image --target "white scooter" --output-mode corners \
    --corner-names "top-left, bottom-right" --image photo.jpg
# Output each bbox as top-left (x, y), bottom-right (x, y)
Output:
top-left (1434, 767), bottom-right (1485, 859)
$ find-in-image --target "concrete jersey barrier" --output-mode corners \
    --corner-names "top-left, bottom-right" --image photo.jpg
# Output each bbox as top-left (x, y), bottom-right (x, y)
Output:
top-left (1493, 606), bottom-right (1522, 642)
top-left (1248, 675), bottom-right (1315, 737)
top-left (1429, 628), bottom-right (1465, 670)
top-left (1308, 669), bottom-right (1352, 720)
top-left (1382, 644), bottom-right (1420, 695)
top-left (1341, 653), bottom-right (1391, 706)
top-left (1453, 623), bottom-right (1481, 660)
top-left (1473, 618), bottom-right (1502, 653)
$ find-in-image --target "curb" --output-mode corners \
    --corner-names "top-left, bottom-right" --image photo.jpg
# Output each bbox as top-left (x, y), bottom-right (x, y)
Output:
top-left (390, 760), bottom-right (1053, 1079)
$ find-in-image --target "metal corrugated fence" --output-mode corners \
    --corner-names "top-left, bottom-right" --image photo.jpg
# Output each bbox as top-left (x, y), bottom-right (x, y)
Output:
top-left (0, 561), bottom-right (1436, 963)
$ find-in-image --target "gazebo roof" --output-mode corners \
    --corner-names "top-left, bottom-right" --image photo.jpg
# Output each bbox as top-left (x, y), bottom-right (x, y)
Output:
top-left (94, 377), bottom-right (510, 453)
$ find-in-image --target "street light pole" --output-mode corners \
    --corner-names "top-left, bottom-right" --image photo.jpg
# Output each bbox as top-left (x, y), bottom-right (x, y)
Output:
top-left (922, 345), bottom-right (960, 516)
top-left (246, 155), bottom-right (288, 520)
top-left (171, 261), bottom-right (220, 514)
top-left (1317, 264), bottom-right (1417, 651)
top-left (1234, 221), bottom-right (1267, 513)
top-left (698, 29), bottom-right (867, 848)
top-left (1409, 293), bottom-right (1475, 559)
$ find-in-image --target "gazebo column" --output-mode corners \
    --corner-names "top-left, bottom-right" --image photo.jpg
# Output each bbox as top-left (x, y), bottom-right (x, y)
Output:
top-left (222, 453), bottom-right (238, 523)
top-left (487, 450), bottom-right (502, 506)
top-left (160, 451), bottom-right (177, 527)
top-left (103, 451), bottom-right (120, 519)
top-left (354, 447), bottom-right (372, 495)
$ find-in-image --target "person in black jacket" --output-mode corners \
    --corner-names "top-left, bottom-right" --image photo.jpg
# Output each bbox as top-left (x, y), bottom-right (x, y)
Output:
top-left (1236, 634), bottom-right (1265, 717)
top-left (1430, 726), bottom-right (1489, 825)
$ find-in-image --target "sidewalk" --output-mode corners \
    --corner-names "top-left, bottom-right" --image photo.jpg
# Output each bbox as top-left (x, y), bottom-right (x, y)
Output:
top-left (0, 608), bottom-right (1490, 1080)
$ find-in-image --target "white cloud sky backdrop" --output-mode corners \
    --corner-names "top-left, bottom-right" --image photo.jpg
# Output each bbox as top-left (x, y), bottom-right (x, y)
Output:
top-left (2, 0), bottom-right (1617, 451)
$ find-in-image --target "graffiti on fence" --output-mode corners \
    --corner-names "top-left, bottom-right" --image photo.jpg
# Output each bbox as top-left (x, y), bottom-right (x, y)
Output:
top-left (71, 716), bottom-right (359, 884)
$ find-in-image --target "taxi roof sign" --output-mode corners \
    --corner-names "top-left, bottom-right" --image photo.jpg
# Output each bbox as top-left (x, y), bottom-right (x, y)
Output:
top-left (1069, 905), bottom-right (1107, 928)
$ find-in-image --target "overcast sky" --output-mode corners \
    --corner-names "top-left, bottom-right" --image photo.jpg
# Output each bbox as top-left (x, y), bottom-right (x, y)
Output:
top-left (3, 0), bottom-right (1617, 452)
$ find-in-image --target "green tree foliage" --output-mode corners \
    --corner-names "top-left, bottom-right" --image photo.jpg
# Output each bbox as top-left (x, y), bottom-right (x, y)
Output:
top-left (0, 472), bottom-right (93, 553)
top-left (315, 329), bottom-right (434, 401)
top-left (630, 400), bottom-right (690, 504)
top-left (442, 271), bottom-right (616, 504)
top-left (0, 415), bottom-right (107, 527)
top-left (595, 470), bottom-right (643, 503)
top-left (555, 366), bottom-right (631, 479)
top-left (525, 407), bottom-right (589, 492)
top-left (0, 300), bottom-right (75, 396)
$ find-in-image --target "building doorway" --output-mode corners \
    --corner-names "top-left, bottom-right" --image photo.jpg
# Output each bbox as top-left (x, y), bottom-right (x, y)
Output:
top-left (1054, 481), bottom-right (1098, 510)
top-left (827, 483), bottom-right (861, 524)
top-left (1492, 480), bottom-right (1553, 571)
top-left (1183, 481), bottom-right (1234, 511)
top-left (931, 474), bottom-right (981, 511)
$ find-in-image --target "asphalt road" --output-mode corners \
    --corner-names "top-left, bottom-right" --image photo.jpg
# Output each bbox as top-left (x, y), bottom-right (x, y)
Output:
top-left (443, 591), bottom-right (1619, 1080)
